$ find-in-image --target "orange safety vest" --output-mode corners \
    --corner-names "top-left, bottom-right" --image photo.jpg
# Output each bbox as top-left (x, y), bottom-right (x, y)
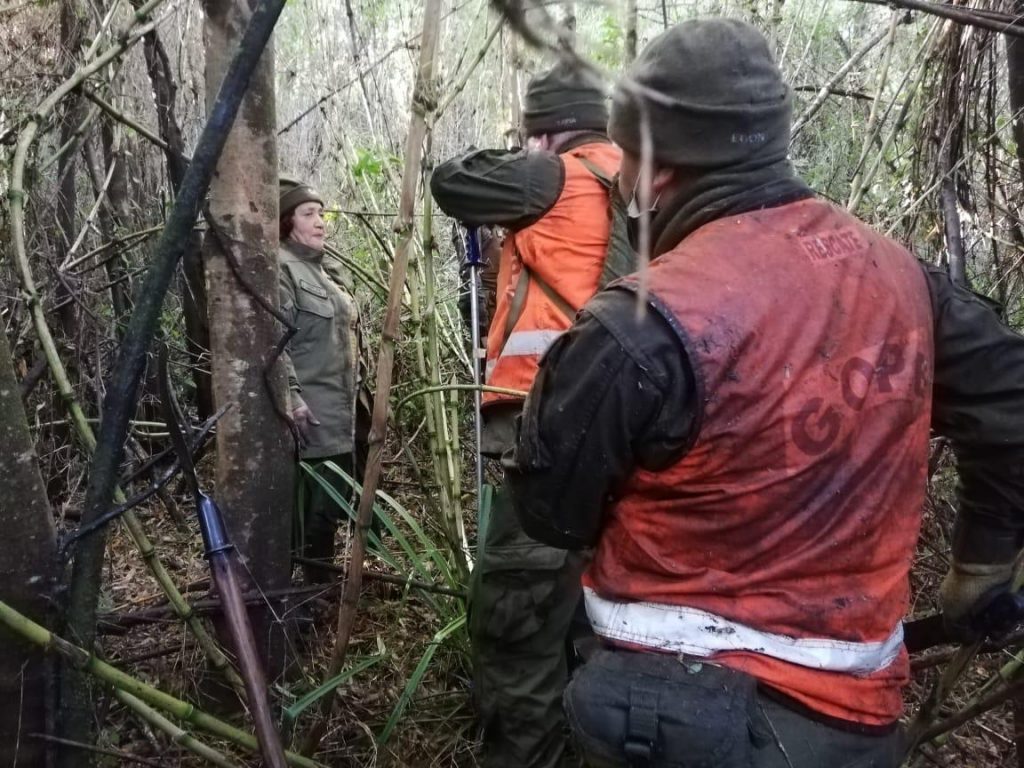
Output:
top-left (584, 197), bottom-right (934, 726)
top-left (484, 141), bottom-right (621, 407)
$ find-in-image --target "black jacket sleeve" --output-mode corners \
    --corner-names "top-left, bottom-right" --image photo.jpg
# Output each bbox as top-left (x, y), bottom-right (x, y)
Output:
top-left (503, 288), bottom-right (698, 549)
top-left (430, 148), bottom-right (565, 230)
top-left (924, 264), bottom-right (1024, 563)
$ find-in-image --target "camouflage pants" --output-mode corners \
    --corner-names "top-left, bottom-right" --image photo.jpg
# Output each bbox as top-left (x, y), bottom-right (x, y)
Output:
top-left (469, 485), bottom-right (588, 768)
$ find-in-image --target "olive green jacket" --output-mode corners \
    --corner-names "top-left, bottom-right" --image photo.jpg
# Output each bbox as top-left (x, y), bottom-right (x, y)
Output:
top-left (279, 240), bottom-right (360, 459)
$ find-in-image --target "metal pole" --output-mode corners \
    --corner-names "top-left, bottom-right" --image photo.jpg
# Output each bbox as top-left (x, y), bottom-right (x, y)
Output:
top-left (465, 227), bottom-right (485, 528)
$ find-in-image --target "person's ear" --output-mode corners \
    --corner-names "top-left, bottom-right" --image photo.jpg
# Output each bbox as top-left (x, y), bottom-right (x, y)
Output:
top-left (651, 166), bottom-right (677, 198)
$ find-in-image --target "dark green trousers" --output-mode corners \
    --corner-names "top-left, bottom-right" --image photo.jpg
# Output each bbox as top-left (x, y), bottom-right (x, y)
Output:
top-left (295, 454), bottom-right (355, 584)
top-left (564, 648), bottom-right (904, 768)
top-left (469, 486), bottom-right (588, 768)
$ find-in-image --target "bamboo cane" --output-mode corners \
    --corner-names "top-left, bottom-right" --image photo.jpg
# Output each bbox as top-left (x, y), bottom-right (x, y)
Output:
top-left (846, 11), bottom-right (902, 211)
top-left (5, 0), bottom-right (244, 702)
top-left (407, 207), bottom-right (458, 556)
top-left (115, 690), bottom-right (241, 768)
top-left (299, 0), bottom-right (445, 756)
top-left (0, 600), bottom-right (323, 768)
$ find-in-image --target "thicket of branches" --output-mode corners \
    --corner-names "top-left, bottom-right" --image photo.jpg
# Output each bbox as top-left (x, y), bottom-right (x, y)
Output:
top-left (3, 0), bottom-right (1024, 765)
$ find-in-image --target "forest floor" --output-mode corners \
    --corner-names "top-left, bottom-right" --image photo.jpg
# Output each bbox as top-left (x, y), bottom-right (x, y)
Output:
top-left (82, 452), bottom-right (1021, 767)
top-left (91, 446), bottom-right (477, 768)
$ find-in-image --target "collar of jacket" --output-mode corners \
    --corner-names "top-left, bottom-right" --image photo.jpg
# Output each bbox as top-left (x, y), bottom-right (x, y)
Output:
top-left (281, 238), bottom-right (325, 263)
top-left (650, 158), bottom-right (813, 257)
top-left (556, 131), bottom-right (610, 154)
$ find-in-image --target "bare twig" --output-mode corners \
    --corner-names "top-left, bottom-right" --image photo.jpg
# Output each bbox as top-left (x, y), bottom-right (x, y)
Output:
top-left (28, 734), bottom-right (166, 768)
top-left (844, 0), bottom-right (1024, 39)
top-left (81, 87), bottom-right (174, 155)
top-left (58, 407), bottom-right (227, 556)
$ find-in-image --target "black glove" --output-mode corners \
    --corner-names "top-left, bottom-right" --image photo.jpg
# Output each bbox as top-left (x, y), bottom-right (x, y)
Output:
top-left (940, 559), bottom-right (1015, 643)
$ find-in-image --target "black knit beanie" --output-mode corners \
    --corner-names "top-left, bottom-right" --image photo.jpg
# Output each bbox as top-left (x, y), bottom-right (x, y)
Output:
top-left (279, 181), bottom-right (323, 217)
top-left (609, 18), bottom-right (792, 168)
top-left (522, 61), bottom-right (608, 137)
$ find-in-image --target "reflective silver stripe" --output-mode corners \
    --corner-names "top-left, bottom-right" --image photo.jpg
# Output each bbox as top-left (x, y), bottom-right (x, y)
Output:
top-left (584, 587), bottom-right (903, 676)
top-left (486, 329), bottom-right (563, 383)
top-left (501, 329), bottom-right (563, 358)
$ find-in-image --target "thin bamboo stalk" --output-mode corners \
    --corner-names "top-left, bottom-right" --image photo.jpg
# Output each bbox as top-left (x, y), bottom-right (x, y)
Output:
top-left (846, 11), bottom-right (902, 211)
top-left (792, 23), bottom-right (895, 140)
top-left (0, 600), bottom-right (322, 768)
top-left (82, 87), bottom-right (173, 153)
top-left (420, 154), bottom-right (467, 573)
top-left (4, 0), bottom-right (244, 697)
top-left (115, 690), bottom-right (241, 768)
top-left (396, 383), bottom-right (528, 413)
top-left (299, 0), bottom-right (445, 756)
top-left (854, 21), bottom-right (942, 219)
top-left (407, 206), bottom-right (458, 554)
top-left (434, 18), bottom-right (504, 120)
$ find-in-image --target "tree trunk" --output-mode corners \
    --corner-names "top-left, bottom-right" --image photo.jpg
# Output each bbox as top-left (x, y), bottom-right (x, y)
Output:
top-left (54, 0), bottom-right (91, 346)
top-left (0, 327), bottom-right (57, 767)
top-left (142, 25), bottom-right (214, 419)
top-left (502, 29), bottom-right (522, 147)
top-left (624, 0), bottom-right (637, 62)
top-left (1006, 0), bottom-right (1024, 186)
top-left (202, 0), bottom-right (292, 675)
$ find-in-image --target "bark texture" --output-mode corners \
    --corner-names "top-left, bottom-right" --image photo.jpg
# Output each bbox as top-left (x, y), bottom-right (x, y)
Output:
top-left (0, 328), bottom-right (57, 767)
top-left (202, 0), bottom-right (292, 673)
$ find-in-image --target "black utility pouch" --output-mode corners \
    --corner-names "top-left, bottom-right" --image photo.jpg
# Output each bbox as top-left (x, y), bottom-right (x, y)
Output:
top-left (565, 649), bottom-right (770, 768)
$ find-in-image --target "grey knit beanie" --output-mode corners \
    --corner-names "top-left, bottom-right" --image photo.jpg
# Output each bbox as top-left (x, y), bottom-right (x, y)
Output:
top-left (522, 61), bottom-right (608, 137)
top-left (279, 180), bottom-right (323, 217)
top-left (609, 18), bottom-right (792, 168)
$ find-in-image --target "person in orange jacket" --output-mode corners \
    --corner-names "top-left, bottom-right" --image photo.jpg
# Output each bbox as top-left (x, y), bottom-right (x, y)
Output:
top-left (432, 62), bottom-right (623, 768)
top-left (505, 19), bottom-right (1024, 767)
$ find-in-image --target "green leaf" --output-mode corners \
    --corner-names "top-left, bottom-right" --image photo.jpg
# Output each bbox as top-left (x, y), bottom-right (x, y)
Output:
top-left (377, 615), bottom-right (466, 745)
top-left (282, 654), bottom-right (385, 738)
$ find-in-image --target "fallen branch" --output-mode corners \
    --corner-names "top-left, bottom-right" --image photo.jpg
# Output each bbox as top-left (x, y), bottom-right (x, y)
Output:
top-left (28, 734), bottom-right (165, 768)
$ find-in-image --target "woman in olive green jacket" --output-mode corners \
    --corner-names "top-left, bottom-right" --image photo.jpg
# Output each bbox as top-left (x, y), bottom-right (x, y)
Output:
top-left (278, 181), bottom-right (362, 584)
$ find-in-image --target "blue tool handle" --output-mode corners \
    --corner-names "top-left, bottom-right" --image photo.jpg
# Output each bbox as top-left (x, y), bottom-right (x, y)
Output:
top-left (465, 226), bottom-right (483, 266)
top-left (197, 493), bottom-right (233, 557)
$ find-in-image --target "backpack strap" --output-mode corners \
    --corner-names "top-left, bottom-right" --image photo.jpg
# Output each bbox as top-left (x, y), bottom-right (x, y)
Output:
top-left (573, 155), bottom-right (639, 289)
top-left (575, 155), bottom-right (614, 188)
top-left (498, 240), bottom-right (576, 354)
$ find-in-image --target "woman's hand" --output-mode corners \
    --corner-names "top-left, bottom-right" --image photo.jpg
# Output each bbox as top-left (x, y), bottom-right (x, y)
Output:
top-left (292, 404), bottom-right (321, 448)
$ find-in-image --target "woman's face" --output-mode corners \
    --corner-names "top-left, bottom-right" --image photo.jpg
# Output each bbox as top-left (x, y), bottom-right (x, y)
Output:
top-left (288, 201), bottom-right (326, 251)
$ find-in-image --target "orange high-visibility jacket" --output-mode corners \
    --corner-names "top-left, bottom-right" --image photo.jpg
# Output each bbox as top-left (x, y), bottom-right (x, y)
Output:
top-left (584, 197), bottom-right (934, 726)
top-left (484, 141), bottom-right (621, 407)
